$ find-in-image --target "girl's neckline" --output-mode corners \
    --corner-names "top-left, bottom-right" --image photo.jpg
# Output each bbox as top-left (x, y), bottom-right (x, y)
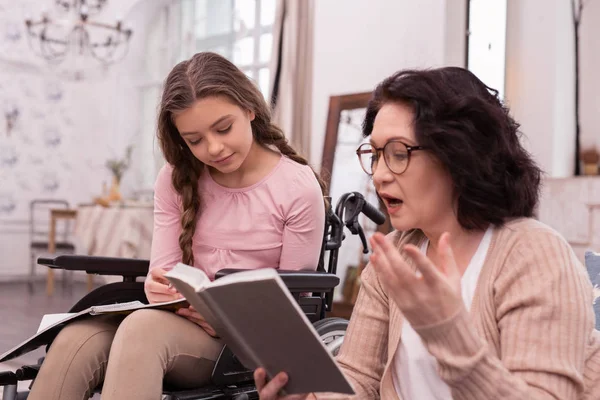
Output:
top-left (205, 155), bottom-right (285, 193)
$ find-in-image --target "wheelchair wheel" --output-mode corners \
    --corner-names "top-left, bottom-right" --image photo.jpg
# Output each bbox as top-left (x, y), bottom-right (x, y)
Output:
top-left (313, 317), bottom-right (348, 356)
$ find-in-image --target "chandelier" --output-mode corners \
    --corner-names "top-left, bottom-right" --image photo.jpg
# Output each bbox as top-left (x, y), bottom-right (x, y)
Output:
top-left (24, 0), bottom-right (133, 65)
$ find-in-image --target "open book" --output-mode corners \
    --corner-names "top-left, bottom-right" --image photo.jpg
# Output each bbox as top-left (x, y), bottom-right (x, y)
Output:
top-left (0, 298), bottom-right (188, 363)
top-left (164, 263), bottom-right (354, 395)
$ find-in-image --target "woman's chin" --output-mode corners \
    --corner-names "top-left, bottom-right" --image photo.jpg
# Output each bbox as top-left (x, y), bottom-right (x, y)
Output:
top-left (389, 215), bottom-right (415, 232)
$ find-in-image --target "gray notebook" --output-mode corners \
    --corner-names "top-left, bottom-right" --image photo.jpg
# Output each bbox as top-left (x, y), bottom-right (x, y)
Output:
top-left (165, 263), bottom-right (354, 395)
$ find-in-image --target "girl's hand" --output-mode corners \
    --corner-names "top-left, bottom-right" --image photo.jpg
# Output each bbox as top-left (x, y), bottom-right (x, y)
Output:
top-left (144, 267), bottom-right (183, 304)
top-left (369, 232), bottom-right (464, 327)
top-left (177, 306), bottom-right (218, 337)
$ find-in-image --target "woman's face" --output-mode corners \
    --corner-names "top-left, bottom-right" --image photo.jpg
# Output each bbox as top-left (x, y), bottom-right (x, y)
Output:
top-left (174, 96), bottom-right (255, 174)
top-left (370, 102), bottom-right (456, 233)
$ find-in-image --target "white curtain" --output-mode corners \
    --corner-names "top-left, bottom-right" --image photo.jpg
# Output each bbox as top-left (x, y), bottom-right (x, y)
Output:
top-left (268, 0), bottom-right (315, 160)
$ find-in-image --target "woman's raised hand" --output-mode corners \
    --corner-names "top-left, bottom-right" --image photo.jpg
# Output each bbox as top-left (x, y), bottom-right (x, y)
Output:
top-left (369, 232), bottom-right (464, 328)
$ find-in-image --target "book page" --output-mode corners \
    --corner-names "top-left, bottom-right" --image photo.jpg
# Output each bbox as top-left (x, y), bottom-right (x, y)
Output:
top-left (90, 301), bottom-right (145, 314)
top-left (90, 298), bottom-right (189, 315)
top-left (37, 313), bottom-right (77, 333)
top-left (164, 263), bottom-right (211, 291)
top-left (211, 267), bottom-right (280, 287)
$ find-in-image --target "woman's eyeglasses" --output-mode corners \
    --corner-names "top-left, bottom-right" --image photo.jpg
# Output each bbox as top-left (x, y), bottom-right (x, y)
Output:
top-left (356, 140), bottom-right (425, 175)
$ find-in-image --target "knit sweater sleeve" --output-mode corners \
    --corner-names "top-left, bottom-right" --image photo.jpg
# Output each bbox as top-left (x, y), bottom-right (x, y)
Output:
top-left (414, 228), bottom-right (594, 399)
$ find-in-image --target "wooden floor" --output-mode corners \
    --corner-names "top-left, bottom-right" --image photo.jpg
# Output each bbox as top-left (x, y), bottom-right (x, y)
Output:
top-left (0, 280), bottom-right (91, 398)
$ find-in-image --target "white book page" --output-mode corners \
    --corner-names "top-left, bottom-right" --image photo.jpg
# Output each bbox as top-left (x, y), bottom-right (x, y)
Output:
top-left (211, 267), bottom-right (279, 287)
top-left (90, 301), bottom-right (146, 314)
top-left (164, 263), bottom-right (211, 291)
top-left (37, 313), bottom-right (77, 333)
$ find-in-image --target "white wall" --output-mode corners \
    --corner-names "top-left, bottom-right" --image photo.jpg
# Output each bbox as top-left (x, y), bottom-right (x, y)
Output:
top-left (505, 0), bottom-right (599, 177)
top-left (0, 0), bottom-right (161, 280)
top-left (580, 0), bottom-right (600, 152)
top-left (311, 0), bottom-right (466, 300)
top-left (311, 0), bottom-right (467, 167)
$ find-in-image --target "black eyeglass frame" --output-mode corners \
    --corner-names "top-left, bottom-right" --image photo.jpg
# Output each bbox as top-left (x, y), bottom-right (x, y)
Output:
top-left (356, 140), bottom-right (426, 176)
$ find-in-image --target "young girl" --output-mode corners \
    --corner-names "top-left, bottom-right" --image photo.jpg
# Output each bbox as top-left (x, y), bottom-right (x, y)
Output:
top-left (29, 52), bottom-right (326, 400)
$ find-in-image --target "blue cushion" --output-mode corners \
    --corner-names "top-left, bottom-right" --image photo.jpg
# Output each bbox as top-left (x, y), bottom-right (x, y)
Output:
top-left (585, 251), bottom-right (600, 330)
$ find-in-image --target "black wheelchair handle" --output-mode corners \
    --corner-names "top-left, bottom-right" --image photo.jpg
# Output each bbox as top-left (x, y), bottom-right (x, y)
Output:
top-left (362, 198), bottom-right (386, 225)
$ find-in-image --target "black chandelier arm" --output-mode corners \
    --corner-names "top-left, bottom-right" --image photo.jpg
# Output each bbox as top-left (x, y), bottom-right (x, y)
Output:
top-left (85, 20), bottom-right (133, 39)
top-left (24, 0), bottom-right (132, 66)
top-left (89, 33), bottom-right (131, 64)
top-left (25, 27), bottom-right (69, 63)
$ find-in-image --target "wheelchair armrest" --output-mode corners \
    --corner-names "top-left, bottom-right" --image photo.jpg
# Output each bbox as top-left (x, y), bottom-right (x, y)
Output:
top-left (0, 371), bottom-right (17, 386)
top-left (215, 269), bottom-right (340, 292)
top-left (37, 255), bottom-right (150, 279)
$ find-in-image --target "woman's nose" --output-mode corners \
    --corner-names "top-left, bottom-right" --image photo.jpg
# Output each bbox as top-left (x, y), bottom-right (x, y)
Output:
top-left (372, 158), bottom-right (394, 186)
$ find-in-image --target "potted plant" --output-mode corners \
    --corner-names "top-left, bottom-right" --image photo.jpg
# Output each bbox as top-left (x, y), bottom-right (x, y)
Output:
top-left (105, 146), bottom-right (133, 201)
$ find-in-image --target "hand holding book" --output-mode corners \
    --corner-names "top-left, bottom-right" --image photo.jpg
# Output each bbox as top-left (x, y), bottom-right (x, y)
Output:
top-left (145, 267), bottom-right (184, 303)
top-left (176, 305), bottom-right (218, 337)
top-left (254, 368), bottom-right (316, 400)
top-left (164, 263), bottom-right (354, 395)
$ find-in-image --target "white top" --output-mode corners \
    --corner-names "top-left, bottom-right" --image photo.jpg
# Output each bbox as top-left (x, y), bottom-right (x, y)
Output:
top-left (392, 226), bottom-right (493, 399)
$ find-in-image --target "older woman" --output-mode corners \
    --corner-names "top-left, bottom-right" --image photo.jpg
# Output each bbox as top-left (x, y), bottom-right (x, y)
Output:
top-left (255, 67), bottom-right (600, 400)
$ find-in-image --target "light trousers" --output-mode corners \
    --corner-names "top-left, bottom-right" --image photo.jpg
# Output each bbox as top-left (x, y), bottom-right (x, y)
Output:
top-left (28, 309), bottom-right (224, 400)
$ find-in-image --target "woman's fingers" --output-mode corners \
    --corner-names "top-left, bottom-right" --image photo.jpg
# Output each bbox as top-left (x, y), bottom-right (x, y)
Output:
top-left (402, 244), bottom-right (443, 282)
top-left (370, 233), bottom-right (415, 283)
top-left (255, 370), bottom-right (289, 400)
top-left (254, 368), bottom-right (267, 392)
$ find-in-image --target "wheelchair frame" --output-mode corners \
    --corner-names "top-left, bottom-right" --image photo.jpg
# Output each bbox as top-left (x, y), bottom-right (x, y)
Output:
top-left (0, 192), bottom-right (386, 400)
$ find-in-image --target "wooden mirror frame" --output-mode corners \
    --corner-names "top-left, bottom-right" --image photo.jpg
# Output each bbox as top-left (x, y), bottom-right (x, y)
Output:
top-left (320, 92), bottom-right (373, 191)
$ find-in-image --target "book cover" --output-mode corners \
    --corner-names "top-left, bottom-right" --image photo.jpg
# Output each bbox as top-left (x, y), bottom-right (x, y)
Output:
top-left (164, 263), bottom-right (354, 395)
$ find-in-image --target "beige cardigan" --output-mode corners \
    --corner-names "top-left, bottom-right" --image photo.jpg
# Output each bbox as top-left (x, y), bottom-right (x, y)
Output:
top-left (318, 218), bottom-right (600, 399)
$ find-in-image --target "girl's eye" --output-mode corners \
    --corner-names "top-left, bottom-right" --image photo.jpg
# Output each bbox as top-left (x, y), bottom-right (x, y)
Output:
top-left (189, 137), bottom-right (202, 146)
top-left (217, 124), bottom-right (232, 134)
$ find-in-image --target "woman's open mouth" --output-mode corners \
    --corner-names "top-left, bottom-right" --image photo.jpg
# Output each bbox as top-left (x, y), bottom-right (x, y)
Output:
top-left (380, 194), bottom-right (403, 213)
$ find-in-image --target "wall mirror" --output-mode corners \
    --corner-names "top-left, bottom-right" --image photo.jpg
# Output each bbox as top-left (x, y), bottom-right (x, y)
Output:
top-left (320, 92), bottom-right (391, 306)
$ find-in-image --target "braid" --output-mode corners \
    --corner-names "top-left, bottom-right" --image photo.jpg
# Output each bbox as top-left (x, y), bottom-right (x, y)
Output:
top-left (171, 155), bottom-right (203, 266)
top-left (158, 52), bottom-right (329, 267)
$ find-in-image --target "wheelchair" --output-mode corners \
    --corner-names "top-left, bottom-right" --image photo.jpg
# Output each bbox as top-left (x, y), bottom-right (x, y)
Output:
top-left (0, 192), bottom-right (386, 400)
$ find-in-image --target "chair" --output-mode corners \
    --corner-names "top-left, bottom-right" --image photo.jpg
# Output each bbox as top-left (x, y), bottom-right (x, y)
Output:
top-left (28, 199), bottom-right (76, 292)
top-left (585, 250), bottom-right (600, 330)
top-left (1, 191), bottom-right (385, 400)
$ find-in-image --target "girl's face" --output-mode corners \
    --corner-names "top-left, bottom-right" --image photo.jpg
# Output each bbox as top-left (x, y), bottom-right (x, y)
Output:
top-left (174, 96), bottom-right (255, 174)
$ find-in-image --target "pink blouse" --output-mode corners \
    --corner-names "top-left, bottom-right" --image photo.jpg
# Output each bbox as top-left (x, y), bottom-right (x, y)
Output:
top-left (149, 156), bottom-right (326, 280)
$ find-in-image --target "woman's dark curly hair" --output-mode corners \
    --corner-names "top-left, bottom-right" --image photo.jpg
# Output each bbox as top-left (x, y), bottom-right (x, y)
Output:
top-left (362, 67), bottom-right (542, 230)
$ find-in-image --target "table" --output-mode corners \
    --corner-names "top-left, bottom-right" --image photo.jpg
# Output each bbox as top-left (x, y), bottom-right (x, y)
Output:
top-left (46, 204), bottom-right (154, 296)
top-left (74, 204), bottom-right (154, 259)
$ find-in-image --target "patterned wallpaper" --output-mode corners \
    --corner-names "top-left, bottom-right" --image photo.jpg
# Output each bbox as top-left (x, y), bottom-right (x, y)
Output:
top-left (0, 1), bottom-right (139, 224)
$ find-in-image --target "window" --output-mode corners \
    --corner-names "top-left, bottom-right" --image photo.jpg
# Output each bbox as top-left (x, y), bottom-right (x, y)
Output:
top-left (179, 0), bottom-right (276, 96)
top-left (136, 0), bottom-right (276, 190)
top-left (466, 0), bottom-right (507, 100)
